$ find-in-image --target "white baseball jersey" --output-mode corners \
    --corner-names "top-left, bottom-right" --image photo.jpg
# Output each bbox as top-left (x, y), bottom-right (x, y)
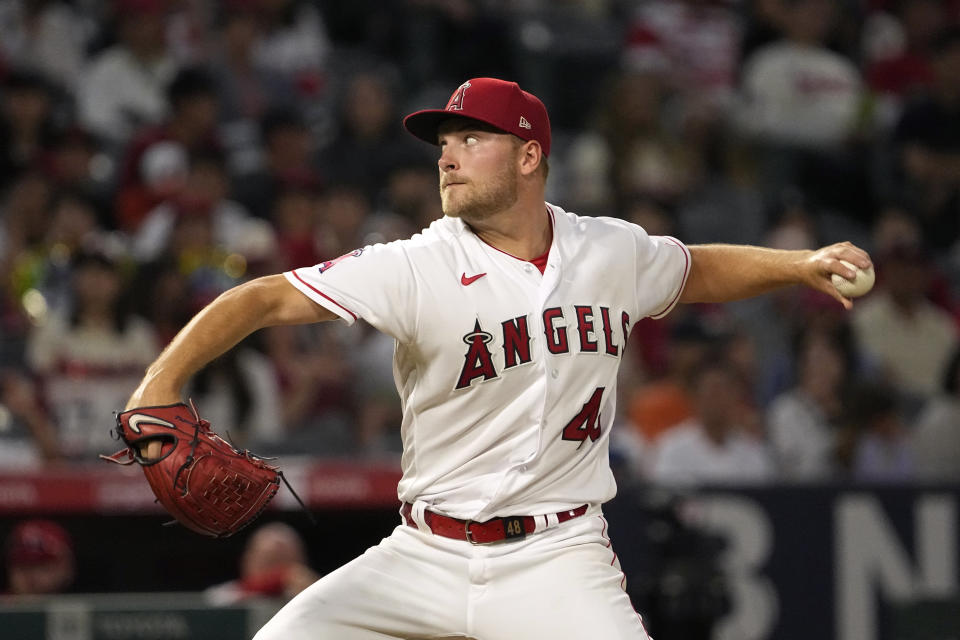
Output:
top-left (285, 203), bottom-right (690, 521)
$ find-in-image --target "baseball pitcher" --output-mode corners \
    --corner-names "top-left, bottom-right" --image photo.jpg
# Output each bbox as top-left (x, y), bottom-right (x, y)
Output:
top-left (123, 78), bottom-right (872, 639)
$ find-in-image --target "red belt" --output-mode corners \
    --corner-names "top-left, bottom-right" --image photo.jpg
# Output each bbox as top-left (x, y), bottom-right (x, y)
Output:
top-left (401, 502), bottom-right (589, 545)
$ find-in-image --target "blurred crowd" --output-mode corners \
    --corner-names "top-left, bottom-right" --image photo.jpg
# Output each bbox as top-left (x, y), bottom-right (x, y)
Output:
top-left (0, 0), bottom-right (959, 486)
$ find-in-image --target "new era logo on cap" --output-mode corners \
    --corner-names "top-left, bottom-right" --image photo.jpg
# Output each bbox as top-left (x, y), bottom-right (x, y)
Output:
top-left (403, 78), bottom-right (551, 157)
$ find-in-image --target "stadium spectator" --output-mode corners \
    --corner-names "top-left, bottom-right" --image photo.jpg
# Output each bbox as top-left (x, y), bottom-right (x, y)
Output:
top-left (674, 138), bottom-right (767, 249)
top-left (0, 71), bottom-right (57, 194)
top-left (204, 521), bottom-right (318, 605)
top-left (3, 519), bottom-right (75, 595)
top-left (114, 66), bottom-right (223, 234)
top-left (766, 323), bottom-right (855, 481)
top-left (262, 321), bottom-right (357, 455)
top-left (132, 150), bottom-right (275, 266)
top-left (0, 173), bottom-right (55, 365)
top-left (737, 0), bottom-right (864, 151)
top-left (726, 187), bottom-right (828, 407)
top-left (320, 67), bottom-right (425, 204)
top-left (125, 256), bottom-right (194, 346)
top-left (0, 0), bottom-right (91, 94)
top-left (910, 346), bottom-right (960, 480)
top-left (233, 106), bottom-right (317, 221)
top-left (185, 339), bottom-right (284, 450)
top-left (269, 181), bottom-right (322, 272)
top-left (848, 382), bottom-right (914, 481)
top-left (864, 0), bottom-right (945, 126)
top-left (114, 140), bottom-right (190, 236)
top-left (211, 0), bottom-right (296, 121)
top-left (721, 327), bottom-right (766, 438)
top-left (0, 368), bottom-right (62, 468)
top-left (1, 173), bottom-right (56, 315)
top-left (650, 359), bottom-right (774, 485)
top-left (378, 155), bottom-right (443, 231)
top-left (76, 0), bottom-right (178, 148)
top-left (314, 183), bottom-right (372, 264)
top-left (736, 0), bottom-right (871, 220)
top-left (42, 127), bottom-right (112, 218)
top-left (1, 171), bottom-right (54, 263)
top-left (26, 247), bottom-right (159, 458)
top-left (867, 204), bottom-right (956, 312)
top-left (588, 67), bottom-right (702, 208)
top-left (208, 0), bottom-right (298, 171)
top-left (29, 190), bottom-right (106, 317)
top-left (850, 240), bottom-right (959, 404)
top-left (159, 198), bottom-right (246, 305)
top-left (394, 0), bottom-right (514, 89)
top-left (890, 26), bottom-right (960, 249)
top-left (626, 0), bottom-right (743, 127)
top-left (253, 0), bottom-right (331, 92)
top-left (626, 315), bottom-right (713, 449)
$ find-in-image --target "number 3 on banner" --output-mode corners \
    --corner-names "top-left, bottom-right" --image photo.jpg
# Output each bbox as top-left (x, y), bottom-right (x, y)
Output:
top-left (562, 387), bottom-right (605, 447)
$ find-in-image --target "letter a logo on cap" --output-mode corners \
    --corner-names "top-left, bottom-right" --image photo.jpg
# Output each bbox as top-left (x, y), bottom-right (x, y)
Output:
top-left (447, 81), bottom-right (471, 111)
top-left (519, 116), bottom-right (532, 130)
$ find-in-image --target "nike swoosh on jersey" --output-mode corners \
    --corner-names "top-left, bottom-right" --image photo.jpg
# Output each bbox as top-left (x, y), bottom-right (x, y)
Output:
top-left (461, 272), bottom-right (487, 286)
top-left (127, 414), bottom-right (176, 434)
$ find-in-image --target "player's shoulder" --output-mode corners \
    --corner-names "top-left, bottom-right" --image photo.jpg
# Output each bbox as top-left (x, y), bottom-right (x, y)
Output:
top-left (550, 203), bottom-right (647, 243)
top-left (386, 216), bottom-right (459, 255)
top-left (414, 215), bottom-right (462, 242)
top-left (356, 217), bottom-right (455, 255)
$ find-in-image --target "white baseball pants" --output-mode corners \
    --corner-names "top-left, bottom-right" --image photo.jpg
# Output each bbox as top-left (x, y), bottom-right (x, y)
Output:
top-left (254, 509), bottom-right (650, 640)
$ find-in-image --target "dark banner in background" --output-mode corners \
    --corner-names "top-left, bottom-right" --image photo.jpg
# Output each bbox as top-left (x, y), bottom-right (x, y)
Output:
top-left (605, 483), bottom-right (960, 640)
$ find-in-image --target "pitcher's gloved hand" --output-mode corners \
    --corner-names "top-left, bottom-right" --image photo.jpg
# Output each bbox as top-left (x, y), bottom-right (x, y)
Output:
top-left (101, 401), bottom-right (281, 538)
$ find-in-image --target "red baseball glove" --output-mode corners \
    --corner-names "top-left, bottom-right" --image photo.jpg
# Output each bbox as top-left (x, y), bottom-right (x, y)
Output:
top-left (101, 401), bottom-right (281, 538)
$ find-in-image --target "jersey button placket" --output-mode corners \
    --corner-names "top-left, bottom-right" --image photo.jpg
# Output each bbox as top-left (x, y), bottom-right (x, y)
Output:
top-left (535, 250), bottom-right (562, 464)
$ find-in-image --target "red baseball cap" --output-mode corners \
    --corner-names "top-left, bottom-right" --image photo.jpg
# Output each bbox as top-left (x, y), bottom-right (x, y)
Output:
top-left (403, 78), bottom-right (551, 157)
top-left (5, 520), bottom-right (73, 567)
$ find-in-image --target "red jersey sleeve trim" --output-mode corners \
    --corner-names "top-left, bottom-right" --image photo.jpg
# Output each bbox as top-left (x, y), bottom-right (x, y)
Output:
top-left (649, 236), bottom-right (690, 319)
top-left (287, 270), bottom-right (359, 322)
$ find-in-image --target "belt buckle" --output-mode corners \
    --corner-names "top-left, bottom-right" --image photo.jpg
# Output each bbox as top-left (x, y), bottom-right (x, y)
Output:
top-left (464, 519), bottom-right (487, 545)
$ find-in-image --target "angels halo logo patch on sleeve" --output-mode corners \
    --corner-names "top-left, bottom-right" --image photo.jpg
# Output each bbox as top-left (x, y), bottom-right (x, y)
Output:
top-left (318, 248), bottom-right (364, 273)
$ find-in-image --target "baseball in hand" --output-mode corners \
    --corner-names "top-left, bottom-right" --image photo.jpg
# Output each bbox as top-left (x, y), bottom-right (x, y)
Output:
top-left (832, 260), bottom-right (875, 298)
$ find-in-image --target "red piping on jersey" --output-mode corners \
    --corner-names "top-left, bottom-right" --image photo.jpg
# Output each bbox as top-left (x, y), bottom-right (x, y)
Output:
top-left (650, 236), bottom-right (690, 318)
top-left (599, 515), bottom-right (650, 635)
top-left (290, 270), bottom-right (358, 321)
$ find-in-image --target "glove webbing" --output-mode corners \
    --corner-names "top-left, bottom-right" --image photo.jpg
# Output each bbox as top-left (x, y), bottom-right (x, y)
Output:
top-left (166, 423), bottom-right (318, 528)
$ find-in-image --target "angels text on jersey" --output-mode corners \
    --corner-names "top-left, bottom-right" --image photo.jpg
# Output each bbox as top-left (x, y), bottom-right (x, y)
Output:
top-left (455, 305), bottom-right (630, 390)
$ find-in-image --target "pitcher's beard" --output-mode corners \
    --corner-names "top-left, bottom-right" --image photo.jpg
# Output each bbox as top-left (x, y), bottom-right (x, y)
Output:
top-left (441, 166), bottom-right (518, 222)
